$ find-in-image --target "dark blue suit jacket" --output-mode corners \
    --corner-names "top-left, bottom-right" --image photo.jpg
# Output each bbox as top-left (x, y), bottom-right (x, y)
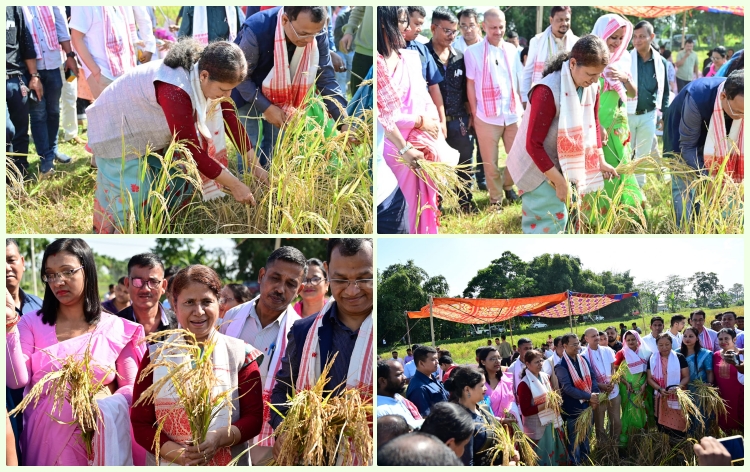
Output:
top-left (231, 6), bottom-right (346, 121)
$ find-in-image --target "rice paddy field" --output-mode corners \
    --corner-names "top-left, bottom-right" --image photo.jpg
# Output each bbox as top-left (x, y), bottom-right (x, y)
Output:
top-left (379, 306), bottom-right (744, 364)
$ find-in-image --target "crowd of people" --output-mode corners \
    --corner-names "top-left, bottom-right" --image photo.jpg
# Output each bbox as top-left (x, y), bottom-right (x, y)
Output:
top-left (5, 237), bottom-right (374, 466)
top-left (6, 6), bottom-right (373, 233)
top-left (376, 311), bottom-right (744, 465)
top-left (376, 6), bottom-right (744, 234)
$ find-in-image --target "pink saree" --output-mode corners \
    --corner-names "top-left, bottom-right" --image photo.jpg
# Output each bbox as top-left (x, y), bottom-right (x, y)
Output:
top-left (6, 311), bottom-right (146, 466)
top-left (382, 49), bottom-right (458, 234)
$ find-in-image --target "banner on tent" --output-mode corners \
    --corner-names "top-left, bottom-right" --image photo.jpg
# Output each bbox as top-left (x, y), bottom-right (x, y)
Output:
top-left (407, 292), bottom-right (639, 324)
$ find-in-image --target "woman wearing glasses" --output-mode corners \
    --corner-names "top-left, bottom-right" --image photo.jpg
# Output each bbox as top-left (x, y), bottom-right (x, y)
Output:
top-left (293, 258), bottom-right (330, 318)
top-left (218, 283), bottom-right (253, 320)
top-left (5, 238), bottom-right (146, 465)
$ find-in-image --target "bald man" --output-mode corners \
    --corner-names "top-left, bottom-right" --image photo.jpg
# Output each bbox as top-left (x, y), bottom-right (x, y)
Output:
top-left (377, 415), bottom-right (412, 449)
top-left (580, 328), bottom-right (621, 444)
top-left (377, 432), bottom-right (464, 466)
top-left (464, 8), bottom-right (523, 207)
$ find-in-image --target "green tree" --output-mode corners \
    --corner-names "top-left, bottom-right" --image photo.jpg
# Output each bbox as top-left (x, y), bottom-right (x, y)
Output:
top-left (636, 280), bottom-right (661, 314)
top-left (690, 271), bottom-right (722, 307)
top-left (662, 275), bottom-right (689, 312)
top-left (463, 251), bottom-right (529, 298)
top-left (728, 283), bottom-right (744, 304)
top-left (232, 238), bottom-right (327, 282)
top-left (716, 291), bottom-right (732, 308)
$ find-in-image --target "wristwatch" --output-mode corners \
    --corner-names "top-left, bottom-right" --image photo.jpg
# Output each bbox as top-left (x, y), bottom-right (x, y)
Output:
top-left (66, 51), bottom-right (77, 58)
top-left (398, 143), bottom-right (414, 156)
top-left (30, 72), bottom-right (40, 78)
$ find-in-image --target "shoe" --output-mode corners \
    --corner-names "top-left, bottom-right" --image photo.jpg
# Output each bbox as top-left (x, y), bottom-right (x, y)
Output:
top-left (460, 201), bottom-right (478, 214)
top-left (39, 168), bottom-right (55, 180)
top-left (55, 152), bottom-right (72, 164)
top-left (477, 180), bottom-right (487, 191)
top-left (488, 201), bottom-right (504, 213)
top-left (504, 188), bottom-right (520, 204)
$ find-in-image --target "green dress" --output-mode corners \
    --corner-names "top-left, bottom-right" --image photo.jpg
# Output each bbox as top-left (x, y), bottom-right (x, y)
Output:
top-left (583, 80), bottom-right (644, 225)
top-left (617, 361), bottom-right (649, 447)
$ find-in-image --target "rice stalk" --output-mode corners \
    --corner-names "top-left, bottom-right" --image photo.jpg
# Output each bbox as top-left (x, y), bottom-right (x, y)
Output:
top-left (269, 352), bottom-right (372, 466)
top-left (133, 329), bottom-right (238, 464)
top-left (543, 388), bottom-right (564, 419)
top-left (689, 379), bottom-right (728, 423)
top-left (8, 342), bottom-right (114, 461)
top-left (484, 418), bottom-right (514, 466)
top-left (395, 156), bottom-right (472, 210)
top-left (673, 387), bottom-right (705, 432)
top-left (505, 412), bottom-right (539, 466)
top-left (572, 402), bottom-right (597, 452)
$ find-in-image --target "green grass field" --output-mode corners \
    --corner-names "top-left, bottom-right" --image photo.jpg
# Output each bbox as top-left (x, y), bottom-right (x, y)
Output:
top-left (379, 305), bottom-right (744, 364)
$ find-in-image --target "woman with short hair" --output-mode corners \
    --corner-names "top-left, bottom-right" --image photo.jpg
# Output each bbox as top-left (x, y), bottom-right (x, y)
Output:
top-left (89, 39), bottom-right (268, 233)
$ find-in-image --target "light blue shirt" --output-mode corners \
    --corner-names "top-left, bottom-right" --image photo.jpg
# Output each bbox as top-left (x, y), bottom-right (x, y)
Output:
top-left (403, 360), bottom-right (416, 379)
top-left (376, 395), bottom-right (424, 429)
top-left (27, 6), bottom-right (70, 71)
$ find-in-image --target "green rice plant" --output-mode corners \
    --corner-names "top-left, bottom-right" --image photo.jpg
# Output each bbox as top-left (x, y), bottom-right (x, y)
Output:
top-left (133, 329), bottom-right (239, 465)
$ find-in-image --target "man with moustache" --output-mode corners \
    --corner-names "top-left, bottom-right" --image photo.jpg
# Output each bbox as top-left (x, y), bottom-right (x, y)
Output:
top-left (640, 316), bottom-right (664, 355)
top-left (605, 326), bottom-right (623, 352)
top-left (376, 359), bottom-right (424, 429)
top-left (690, 309), bottom-right (719, 352)
top-left (465, 8), bottom-right (523, 208)
top-left (521, 6), bottom-right (578, 105)
top-left (271, 239), bottom-right (373, 462)
top-left (427, 7), bottom-right (475, 213)
top-left (101, 276), bottom-right (131, 315)
top-left (721, 311), bottom-right (742, 333)
top-left (117, 253), bottom-right (176, 334)
top-left (219, 246), bottom-right (304, 464)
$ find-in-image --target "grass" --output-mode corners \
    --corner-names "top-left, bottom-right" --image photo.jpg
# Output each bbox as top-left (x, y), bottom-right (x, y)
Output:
top-left (380, 305), bottom-right (744, 364)
top-left (6, 96), bottom-right (372, 234)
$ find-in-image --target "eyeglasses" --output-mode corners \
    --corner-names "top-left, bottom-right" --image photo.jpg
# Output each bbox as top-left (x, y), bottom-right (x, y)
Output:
top-left (219, 297), bottom-right (235, 304)
top-left (459, 24), bottom-right (477, 31)
top-left (304, 276), bottom-right (324, 286)
top-left (439, 27), bottom-right (458, 37)
top-left (398, 18), bottom-right (409, 25)
top-left (328, 278), bottom-right (374, 290)
top-left (725, 95), bottom-right (744, 117)
top-left (286, 16), bottom-right (326, 40)
top-left (42, 266), bottom-right (83, 283)
top-left (130, 277), bottom-right (163, 289)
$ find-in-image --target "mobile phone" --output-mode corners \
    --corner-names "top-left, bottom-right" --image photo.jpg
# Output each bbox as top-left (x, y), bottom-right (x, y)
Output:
top-left (28, 89), bottom-right (38, 102)
top-left (717, 435), bottom-right (744, 464)
top-left (65, 68), bottom-right (76, 82)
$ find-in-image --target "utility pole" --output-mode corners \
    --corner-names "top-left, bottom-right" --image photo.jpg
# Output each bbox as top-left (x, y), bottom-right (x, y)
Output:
top-left (536, 6), bottom-right (543, 34)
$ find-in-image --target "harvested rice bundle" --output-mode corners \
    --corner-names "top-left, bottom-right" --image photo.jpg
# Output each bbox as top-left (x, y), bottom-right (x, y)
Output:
top-left (673, 387), bottom-right (704, 432)
top-left (505, 410), bottom-right (539, 467)
top-left (133, 329), bottom-right (237, 464)
top-left (484, 418), bottom-right (515, 466)
top-left (543, 388), bottom-right (564, 419)
top-left (269, 353), bottom-right (372, 466)
top-left (8, 344), bottom-right (112, 463)
top-left (396, 156), bottom-right (473, 211)
top-left (572, 394), bottom-right (604, 452)
top-left (689, 379), bottom-right (728, 421)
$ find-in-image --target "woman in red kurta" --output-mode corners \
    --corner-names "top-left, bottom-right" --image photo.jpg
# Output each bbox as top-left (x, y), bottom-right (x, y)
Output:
top-left (713, 328), bottom-right (743, 433)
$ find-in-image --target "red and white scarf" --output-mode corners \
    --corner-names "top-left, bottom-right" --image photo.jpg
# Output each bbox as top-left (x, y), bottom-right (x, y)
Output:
top-left (101, 6), bottom-right (137, 78)
top-left (649, 349), bottom-right (681, 409)
top-left (591, 14), bottom-right (633, 104)
top-left (621, 329), bottom-right (647, 374)
top-left (529, 26), bottom-right (578, 91)
top-left (262, 9), bottom-right (319, 119)
top-left (223, 296), bottom-right (300, 448)
top-left (704, 80), bottom-right (744, 183)
top-left (557, 60), bottom-right (605, 194)
top-left (376, 54), bottom-right (402, 133)
top-left (698, 327), bottom-right (718, 353)
top-left (522, 371), bottom-right (563, 427)
top-left (297, 298), bottom-right (373, 465)
top-left (395, 393), bottom-right (422, 420)
top-left (582, 346), bottom-right (610, 385)
top-left (192, 7), bottom-right (237, 45)
top-left (21, 6), bottom-right (60, 59)
top-left (562, 351), bottom-right (593, 402)
top-left (481, 38), bottom-right (518, 117)
top-left (188, 63), bottom-right (230, 201)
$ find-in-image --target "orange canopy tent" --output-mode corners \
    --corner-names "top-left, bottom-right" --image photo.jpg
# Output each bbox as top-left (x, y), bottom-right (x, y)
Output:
top-left (595, 7), bottom-right (693, 18)
top-left (407, 291), bottom-right (638, 346)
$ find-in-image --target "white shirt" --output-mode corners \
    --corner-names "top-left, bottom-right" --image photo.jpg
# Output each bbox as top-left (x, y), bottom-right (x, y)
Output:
top-left (544, 349), bottom-right (553, 359)
top-left (391, 357), bottom-right (404, 365)
top-left (220, 300), bottom-right (285, 386)
top-left (541, 351), bottom-right (561, 377)
top-left (641, 333), bottom-right (659, 357)
top-left (414, 34), bottom-right (429, 45)
top-left (70, 6), bottom-right (154, 80)
top-left (464, 39), bottom-right (523, 126)
top-left (509, 359), bottom-right (524, 397)
top-left (582, 346), bottom-right (619, 400)
top-left (521, 31), bottom-right (576, 102)
top-left (376, 395), bottom-right (424, 429)
top-left (667, 330), bottom-right (683, 350)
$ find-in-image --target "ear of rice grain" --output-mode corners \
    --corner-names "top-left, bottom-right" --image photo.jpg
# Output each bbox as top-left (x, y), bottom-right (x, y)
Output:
top-left (484, 418), bottom-right (514, 466)
top-left (673, 387), bottom-right (704, 432)
top-left (270, 352), bottom-right (372, 466)
top-left (572, 404), bottom-right (595, 453)
top-left (544, 389), bottom-right (564, 418)
top-left (689, 379), bottom-right (728, 422)
top-left (508, 419), bottom-right (539, 466)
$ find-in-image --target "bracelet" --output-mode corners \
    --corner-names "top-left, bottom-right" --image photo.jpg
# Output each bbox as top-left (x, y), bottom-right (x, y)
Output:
top-left (6, 313), bottom-right (20, 330)
top-left (398, 143), bottom-right (414, 156)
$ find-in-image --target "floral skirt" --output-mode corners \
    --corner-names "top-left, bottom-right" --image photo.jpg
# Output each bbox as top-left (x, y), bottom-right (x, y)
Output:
top-left (520, 182), bottom-right (568, 234)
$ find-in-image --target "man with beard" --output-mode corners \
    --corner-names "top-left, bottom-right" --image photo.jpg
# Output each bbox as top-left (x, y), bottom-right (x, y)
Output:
top-left (117, 253), bottom-right (176, 335)
top-left (376, 359), bottom-right (424, 429)
top-left (271, 239), bottom-right (373, 462)
top-left (220, 246), bottom-right (304, 465)
top-left (605, 326), bottom-right (623, 352)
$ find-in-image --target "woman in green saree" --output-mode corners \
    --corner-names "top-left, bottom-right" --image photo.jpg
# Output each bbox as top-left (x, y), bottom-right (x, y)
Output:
top-left (614, 330), bottom-right (651, 447)
top-left (585, 14), bottom-right (644, 225)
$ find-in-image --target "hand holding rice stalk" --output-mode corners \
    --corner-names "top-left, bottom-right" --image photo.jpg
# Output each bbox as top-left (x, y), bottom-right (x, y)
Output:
top-left (8, 343), bottom-right (114, 463)
top-left (671, 386), bottom-right (704, 432)
top-left (543, 388), bottom-right (564, 418)
top-left (396, 154), bottom-right (472, 211)
top-left (484, 417), bottom-right (516, 466)
top-left (268, 352), bottom-right (372, 466)
top-left (572, 393), bottom-right (606, 452)
top-left (132, 329), bottom-right (237, 465)
top-left (503, 409), bottom-right (539, 466)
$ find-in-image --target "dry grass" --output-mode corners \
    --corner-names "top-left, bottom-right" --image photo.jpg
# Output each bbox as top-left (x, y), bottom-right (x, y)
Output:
top-left (7, 342), bottom-right (113, 461)
top-left (674, 387), bottom-right (704, 433)
top-left (484, 418), bottom-right (515, 466)
top-left (269, 353), bottom-right (372, 466)
top-left (133, 329), bottom-right (238, 464)
top-left (543, 388), bottom-right (564, 419)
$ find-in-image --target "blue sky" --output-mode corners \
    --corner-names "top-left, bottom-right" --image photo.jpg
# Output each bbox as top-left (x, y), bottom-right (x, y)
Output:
top-left (377, 237), bottom-right (744, 296)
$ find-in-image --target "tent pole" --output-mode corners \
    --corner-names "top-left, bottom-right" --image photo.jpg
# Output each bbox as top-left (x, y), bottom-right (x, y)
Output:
top-left (536, 6), bottom-right (543, 35)
top-left (404, 311), bottom-right (411, 347)
top-left (681, 11), bottom-right (687, 49)
top-left (509, 321), bottom-right (514, 348)
top-left (429, 296), bottom-right (436, 347)
top-left (568, 290), bottom-right (574, 334)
